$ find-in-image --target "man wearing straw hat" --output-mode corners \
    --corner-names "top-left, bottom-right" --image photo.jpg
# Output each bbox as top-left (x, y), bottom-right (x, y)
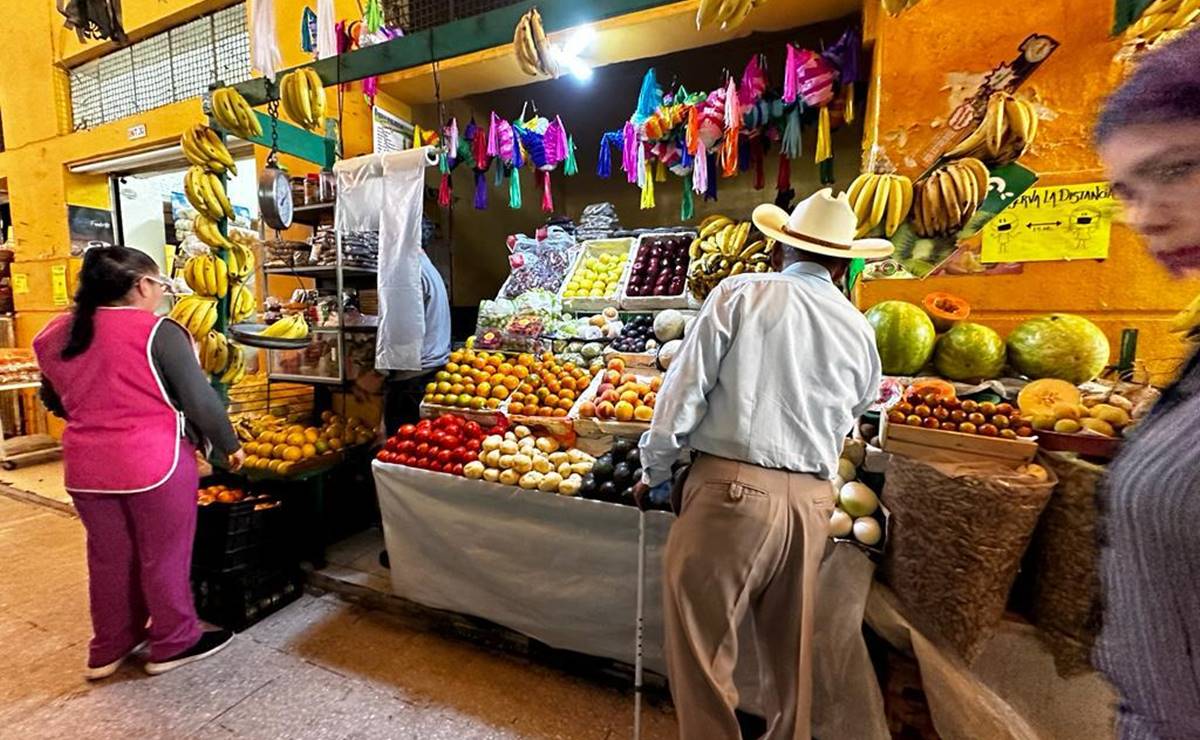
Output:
top-left (634, 188), bottom-right (892, 739)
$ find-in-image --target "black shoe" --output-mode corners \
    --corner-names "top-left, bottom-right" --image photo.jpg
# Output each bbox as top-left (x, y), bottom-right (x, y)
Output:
top-left (144, 630), bottom-right (234, 675)
top-left (379, 550), bottom-right (390, 569)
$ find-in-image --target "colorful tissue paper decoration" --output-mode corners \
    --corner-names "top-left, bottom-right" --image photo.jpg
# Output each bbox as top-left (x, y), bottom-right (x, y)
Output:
top-left (486, 111), bottom-right (577, 212)
top-left (598, 33), bottom-right (860, 211)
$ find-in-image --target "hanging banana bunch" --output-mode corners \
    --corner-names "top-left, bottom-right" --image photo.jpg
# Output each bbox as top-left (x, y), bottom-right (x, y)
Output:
top-left (181, 125), bottom-right (237, 175)
top-left (182, 253), bottom-right (230, 299)
top-left (1124, 0), bottom-right (1200, 48)
top-left (696, 0), bottom-right (769, 30)
top-left (193, 214), bottom-right (237, 251)
top-left (910, 158), bottom-right (989, 238)
top-left (512, 8), bottom-right (559, 77)
top-left (210, 87), bottom-right (263, 139)
top-left (846, 173), bottom-right (914, 238)
top-left (279, 67), bottom-right (327, 131)
top-left (183, 166), bottom-right (235, 222)
top-left (219, 345), bottom-right (247, 387)
top-left (230, 284), bottom-right (257, 325)
top-left (169, 295), bottom-right (219, 340)
top-left (942, 92), bottom-right (1038, 165)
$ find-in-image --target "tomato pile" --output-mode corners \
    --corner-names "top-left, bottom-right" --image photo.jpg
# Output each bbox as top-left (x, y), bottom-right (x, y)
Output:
top-left (376, 414), bottom-right (507, 475)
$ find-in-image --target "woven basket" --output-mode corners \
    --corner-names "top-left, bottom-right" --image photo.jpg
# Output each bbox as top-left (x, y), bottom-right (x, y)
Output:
top-left (880, 455), bottom-right (1056, 662)
top-left (1019, 452), bottom-right (1106, 676)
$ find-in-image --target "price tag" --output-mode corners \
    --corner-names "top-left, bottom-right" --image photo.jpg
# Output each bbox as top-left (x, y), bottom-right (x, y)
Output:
top-left (11, 273), bottom-right (28, 295)
top-left (51, 265), bottom-right (69, 306)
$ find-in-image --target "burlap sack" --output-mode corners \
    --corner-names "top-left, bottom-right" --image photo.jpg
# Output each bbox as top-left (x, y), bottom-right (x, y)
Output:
top-left (880, 455), bottom-right (1056, 663)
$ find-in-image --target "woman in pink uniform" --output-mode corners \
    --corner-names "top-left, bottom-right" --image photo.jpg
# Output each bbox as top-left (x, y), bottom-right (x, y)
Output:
top-left (33, 246), bottom-right (243, 679)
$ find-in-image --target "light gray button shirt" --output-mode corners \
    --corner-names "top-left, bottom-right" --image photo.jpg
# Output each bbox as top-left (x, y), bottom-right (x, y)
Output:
top-left (639, 261), bottom-right (881, 487)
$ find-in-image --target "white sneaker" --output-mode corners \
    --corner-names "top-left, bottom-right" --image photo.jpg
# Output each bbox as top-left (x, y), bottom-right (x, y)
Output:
top-left (84, 640), bottom-right (147, 681)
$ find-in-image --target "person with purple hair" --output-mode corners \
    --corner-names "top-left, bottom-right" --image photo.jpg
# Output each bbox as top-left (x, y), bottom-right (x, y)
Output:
top-left (1095, 27), bottom-right (1200, 740)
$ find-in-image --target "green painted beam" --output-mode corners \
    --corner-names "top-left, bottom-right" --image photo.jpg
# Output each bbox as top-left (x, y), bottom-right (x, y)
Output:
top-left (244, 111), bottom-right (337, 169)
top-left (233, 0), bottom-right (676, 105)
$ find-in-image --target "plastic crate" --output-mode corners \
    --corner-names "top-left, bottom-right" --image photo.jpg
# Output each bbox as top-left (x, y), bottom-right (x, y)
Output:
top-left (191, 565), bottom-right (304, 632)
top-left (194, 495), bottom-right (289, 572)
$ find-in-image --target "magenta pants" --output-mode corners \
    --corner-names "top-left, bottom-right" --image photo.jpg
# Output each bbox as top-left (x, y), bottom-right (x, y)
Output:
top-left (70, 449), bottom-right (202, 665)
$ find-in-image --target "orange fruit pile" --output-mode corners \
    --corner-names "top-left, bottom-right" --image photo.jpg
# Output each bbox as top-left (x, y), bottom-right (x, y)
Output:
top-left (424, 349), bottom-right (517, 410)
top-left (507, 352), bottom-right (592, 418)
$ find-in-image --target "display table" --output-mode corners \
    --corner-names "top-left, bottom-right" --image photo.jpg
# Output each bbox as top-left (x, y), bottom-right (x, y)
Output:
top-left (374, 460), bottom-right (674, 674)
top-left (373, 461), bottom-right (1114, 739)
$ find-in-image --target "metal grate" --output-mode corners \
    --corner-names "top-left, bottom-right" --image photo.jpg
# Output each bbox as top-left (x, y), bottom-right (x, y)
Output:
top-left (68, 4), bottom-right (251, 131)
top-left (383, 0), bottom-right (524, 35)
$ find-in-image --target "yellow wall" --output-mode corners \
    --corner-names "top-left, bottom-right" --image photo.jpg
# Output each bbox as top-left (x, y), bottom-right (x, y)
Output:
top-left (862, 1), bottom-right (1200, 383)
top-left (0, 0), bottom-right (373, 348)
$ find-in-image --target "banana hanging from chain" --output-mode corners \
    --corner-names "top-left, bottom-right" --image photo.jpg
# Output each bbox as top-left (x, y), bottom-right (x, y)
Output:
top-left (210, 87), bottom-right (263, 139)
top-left (943, 92), bottom-right (1038, 165)
top-left (910, 158), bottom-right (988, 238)
top-left (697, 0), bottom-right (768, 30)
top-left (194, 215), bottom-right (236, 251)
top-left (280, 68), bottom-right (326, 131)
top-left (846, 173), bottom-right (914, 238)
top-left (219, 345), bottom-right (247, 387)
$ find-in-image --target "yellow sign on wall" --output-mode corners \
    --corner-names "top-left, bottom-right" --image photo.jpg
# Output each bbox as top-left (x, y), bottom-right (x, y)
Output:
top-left (11, 273), bottom-right (28, 295)
top-left (51, 265), bottom-right (69, 306)
top-left (981, 183), bottom-right (1117, 263)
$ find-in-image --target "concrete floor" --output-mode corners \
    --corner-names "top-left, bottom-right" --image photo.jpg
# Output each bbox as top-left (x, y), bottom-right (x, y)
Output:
top-left (0, 493), bottom-right (678, 739)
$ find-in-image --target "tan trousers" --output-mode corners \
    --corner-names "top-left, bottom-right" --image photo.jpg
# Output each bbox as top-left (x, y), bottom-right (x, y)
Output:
top-left (663, 454), bottom-right (835, 740)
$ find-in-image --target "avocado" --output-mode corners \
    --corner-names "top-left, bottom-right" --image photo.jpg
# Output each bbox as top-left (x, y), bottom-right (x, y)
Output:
top-left (580, 474), bottom-right (597, 496)
top-left (613, 462), bottom-right (633, 486)
top-left (612, 438), bottom-right (634, 458)
top-left (592, 455), bottom-right (614, 480)
top-left (598, 481), bottom-right (618, 502)
top-left (624, 448), bottom-right (641, 468)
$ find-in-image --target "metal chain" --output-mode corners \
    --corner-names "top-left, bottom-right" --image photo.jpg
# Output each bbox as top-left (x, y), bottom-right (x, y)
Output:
top-left (267, 98), bottom-right (281, 167)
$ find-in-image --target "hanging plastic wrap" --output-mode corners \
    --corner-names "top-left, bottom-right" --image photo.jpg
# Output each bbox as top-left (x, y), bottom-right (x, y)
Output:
top-left (250, 0), bottom-right (282, 80)
top-left (315, 0), bottom-right (337, 59)
top-left (334, 148), bottom-right (438, 372)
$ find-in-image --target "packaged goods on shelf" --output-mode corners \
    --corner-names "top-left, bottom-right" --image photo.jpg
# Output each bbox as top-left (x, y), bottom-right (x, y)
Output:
top-left (339, 230), bottom-right (379, 270)
top-left (310, 224), bottom-right (337, 265)
top-left (263, 239), bottom-right (314, 269)
top-left (575, 202), bottom-right (622, 242)
top-left (499, 226), bottom-right (580, 299)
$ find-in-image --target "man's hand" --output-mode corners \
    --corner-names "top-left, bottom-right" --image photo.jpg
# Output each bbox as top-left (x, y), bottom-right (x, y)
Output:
top-left (631, 481), bottom-right (651, 511)
top-left (228, 448), bottom-right (246, 472)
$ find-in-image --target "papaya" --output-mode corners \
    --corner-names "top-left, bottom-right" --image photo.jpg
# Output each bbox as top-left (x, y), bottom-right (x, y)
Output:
top-left (922, 292), bottom-right (971, 332)
top-left (1018, 378), bottom-right (1082, 417)
top-left (908, 378), bottom-right (956, 402)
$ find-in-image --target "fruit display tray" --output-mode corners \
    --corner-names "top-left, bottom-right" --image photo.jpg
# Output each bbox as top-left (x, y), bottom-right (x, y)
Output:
top-left (1035, 430), bottom-right (1121, 460)
top-left (557, 238), bottom-right (636, 312)
top-left (230, 323), bottom-right (312, 350)
top-left (571, 367), bottom-right (657, 439)
top-left (881, 416), bottom-right (1038, 464)
top-left (620, 232), bottom-right (699, 311)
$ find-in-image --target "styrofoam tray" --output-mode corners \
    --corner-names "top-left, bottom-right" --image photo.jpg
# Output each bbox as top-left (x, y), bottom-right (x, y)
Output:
top-left (620, 231), bottom-right (698, 310)
top-left (558, 238), bottom-right (636, 312)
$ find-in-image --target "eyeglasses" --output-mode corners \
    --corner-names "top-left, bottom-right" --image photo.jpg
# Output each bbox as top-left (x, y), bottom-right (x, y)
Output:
top-left (143, 274), bottom-right (179, 295)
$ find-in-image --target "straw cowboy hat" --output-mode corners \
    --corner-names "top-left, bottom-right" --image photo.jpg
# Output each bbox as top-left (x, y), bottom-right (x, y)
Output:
top-left (752, 188), bottom-right (895, 260)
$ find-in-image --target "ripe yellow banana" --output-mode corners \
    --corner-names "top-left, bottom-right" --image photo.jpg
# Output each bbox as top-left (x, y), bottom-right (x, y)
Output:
top-left (294, 70), bottom-right (314, 127)
top-left (696, 0), bottom-right (723, 29)
top-left (513, 13), bottom-right (540, 76)
top-left (1169, 289), bottom-right (1200, 336)
top-left (304, 68), bottom-right (326, 129)
top-left (937, 171), bottom-right (963, 225)
top-left (884, 177), bottom-right (906, 237)
top-left (219, 346), bottom-right (246, 385)
top-left (259, 314), bottom-right (309, 339)
top-left (195, 126), bottom-right (236, 172)
top-left (699, 216), bottom-right (733, 239)
top-left (528, 9), bottom-right (558, 77)
top-left (206, 172), bottom-right (236, 220)
top-left (955, 157), bottom-right (990, 201)
top-left (852, 174), bottom-right (881, 229)
top-left (866, 177), bottom-right (890, 236)
top-left (230, 284), bottom-right (256, 324)
top-left (845, 173), bottom-right (873, 211)
top-left (194, 215), bottom-right (235, 251)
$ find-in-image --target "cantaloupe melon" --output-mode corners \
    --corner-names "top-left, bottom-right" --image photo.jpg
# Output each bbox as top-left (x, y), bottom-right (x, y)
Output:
top-left (1018, 378), bottom-right (1081, 416)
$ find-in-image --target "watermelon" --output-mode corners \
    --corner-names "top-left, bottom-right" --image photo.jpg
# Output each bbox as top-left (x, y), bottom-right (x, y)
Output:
top-left (1006, 314), bottom-right (1110, 384)
top-left (864, 301), bottom-right (937, 376)
top-left (934, 323), bottom-right (1006, 381)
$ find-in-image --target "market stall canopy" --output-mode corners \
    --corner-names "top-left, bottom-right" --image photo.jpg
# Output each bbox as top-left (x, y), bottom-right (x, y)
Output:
top-left (376, 0), bottom-right (861, 103)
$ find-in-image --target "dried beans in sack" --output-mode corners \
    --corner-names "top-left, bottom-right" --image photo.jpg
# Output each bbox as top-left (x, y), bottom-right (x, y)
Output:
top-left (880, 455), bottom-right (1056, 662)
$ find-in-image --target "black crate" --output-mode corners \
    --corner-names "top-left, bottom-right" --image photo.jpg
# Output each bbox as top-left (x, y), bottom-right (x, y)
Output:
top-left (192, 565), bottom-right (304, 632)
top-left (194, 488), bottom-right (292, 572)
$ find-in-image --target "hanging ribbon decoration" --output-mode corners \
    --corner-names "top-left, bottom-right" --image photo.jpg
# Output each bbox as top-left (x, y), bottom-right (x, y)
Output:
top-left (364, 0), bottom-right (384, 33)
top-left (301, 7), bottom-right (318, 53)
top-left (640, 161), bottom-right (655, 210)
top-left (596, 131), bottom-right (623, 178)
top-left (824, 28), bottom-right (861, 125)
top-left (721, 77), bottom-right (741, 178)
top-left (681, 174), bottom-right (695, 221)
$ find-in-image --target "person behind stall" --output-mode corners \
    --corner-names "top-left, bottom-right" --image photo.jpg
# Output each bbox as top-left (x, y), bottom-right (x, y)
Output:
top-left (1094, 26), bottom-right (1200, 740)
top-left (382, 248), bottom-right (451, 435)
top-left (33, 246), bottom-right (243, 680)
top-left (632, 189), bottom-right (892, 740)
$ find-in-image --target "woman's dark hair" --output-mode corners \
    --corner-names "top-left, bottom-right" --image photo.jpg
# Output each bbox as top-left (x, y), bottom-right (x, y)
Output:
top-left (61, 246), bottom-right (159, 360)
top-left (1096, 26), bottom-right (1200, 144)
